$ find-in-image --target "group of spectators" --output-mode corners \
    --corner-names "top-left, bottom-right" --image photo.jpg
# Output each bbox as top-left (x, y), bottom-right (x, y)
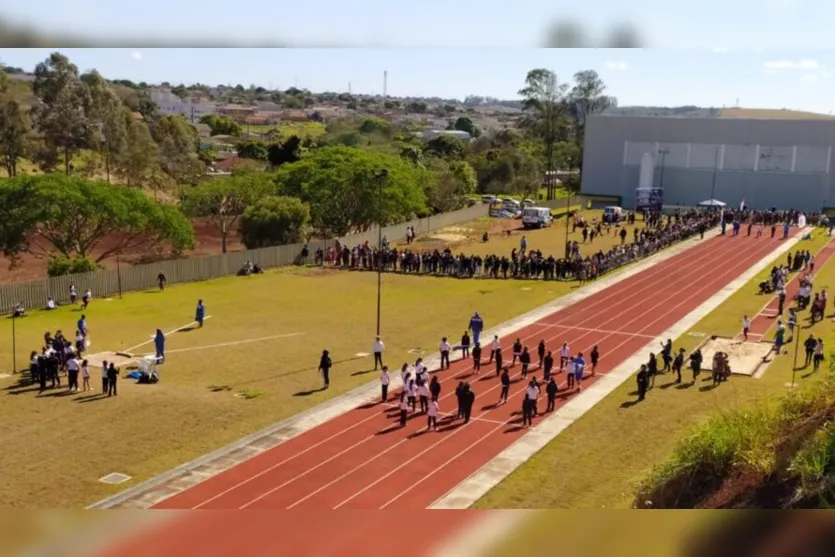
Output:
top-left (314, 209), bottom-right (721, 283)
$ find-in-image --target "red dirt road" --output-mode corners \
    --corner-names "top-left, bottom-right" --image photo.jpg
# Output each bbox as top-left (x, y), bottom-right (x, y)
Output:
top-left (96, 231), bottom-right (792, 556)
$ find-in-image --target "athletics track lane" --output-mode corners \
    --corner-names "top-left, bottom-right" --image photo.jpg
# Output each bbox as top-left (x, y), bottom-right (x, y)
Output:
top-left (140, 231), bottom-right (787, 513)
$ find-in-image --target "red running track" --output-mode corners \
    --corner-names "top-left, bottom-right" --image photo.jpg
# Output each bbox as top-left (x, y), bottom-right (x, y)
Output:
top-left (137, 231), bottom-right (790, 515)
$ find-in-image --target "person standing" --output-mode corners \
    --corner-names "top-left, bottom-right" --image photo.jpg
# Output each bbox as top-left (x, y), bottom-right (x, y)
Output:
top-left (460, 331), bottom-right (471, 359)
top-left (647, 353), bottom-right (658, 388)
top-left (773, 321), bottom-right (785, 355)
top-left (777, 287), bottom-right (786, 315)
top-left (468, 313), bottom-right (484, 345)
top-left (689, 349), bottom-right (703, 381)
top-left (380, 366), bottom-right (390, 402)
top-left (573, 353), bottom-right (586, 391)
top-left (543, 351), bottom-right (554, 381)
top-left (521, 390), bottom-right (533, 428)
top-left (418, 379), bottom-right (429, 413)
top-left (537, 340), bottom-right (546, 369)
top-left (566, 356), bottom-right (576, 390)
top-left (461, 384), bottom-right (475, 423)
top-left (805, 334), bottom-right (817, 367)
top-left (660, 339), bottom-right (673, 372)
top-left (472, 342), bottom-right (482, 374)
top-left (455, 382), bottom-right (466, 419)
top-left (427, 398), bottom-right (439, 432)
top-left (429, 375), bottom-right (441, 402)
top-left (520, 346), bottom-right (531, 378)
top-left (69, 284), bottom-right (77, 304)
top-left (101, 359), bottom-right (109, 393)
top-left (559, 342), bottom-right (570, 371)
top-left (318, 349), bottom-right (332, 389)
top-left (157, 271), bottom-right (167, 291)
top-left (590, 345), bottom-right (600, 376)
top-left (494, 347), bottom-right (503, 376)
top-left (741, 315), bottom-right (751, 341)
top-left (814, 338), bottom-right (825, 371)
top-left (81, 288), bottom-right (91, 310)
top-left (489, 336), bottom-right (500, 364)
top-left (546, 377), bottom-right (558, 412)
top-left (372, 336), bottom-right (385, 370)
top-left (81, 359), bottom-right (90, 392)
top-left (398, 393), bottom-right (409, 428)
top-left (499, 367), bottom-right (510, 404)
top-left (406, 379), bottom-right (417, 412)
top-left (439, 337), bottom-right (451, 370)
top-left (77, 315), bottom-right (89, 343)
top-left (672, 348), bottom-right (685, 384)
top-left (66, 353), bottom-right (79, 392)
top-left (107, 363), bottom-right (119, 396)
top-left (195, 300), bottom-right (206, 328)
top-left (512, 338), bottom-right (523, 366)
top-left (636, 365), bottom-right (649, 401)
top-left (154, 329), bottom-right (166, 363)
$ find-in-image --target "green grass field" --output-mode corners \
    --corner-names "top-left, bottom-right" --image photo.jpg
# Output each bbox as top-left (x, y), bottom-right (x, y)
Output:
top-left (474, 231), bottom-right (833, 509)
top-left (245, 121), bottom-right (326, 139)
top-left (0, 210), bottom-right (643, 507)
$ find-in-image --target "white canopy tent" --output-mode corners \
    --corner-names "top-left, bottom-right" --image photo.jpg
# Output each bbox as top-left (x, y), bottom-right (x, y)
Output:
top-left (698, 199), bottom-right (727, 207)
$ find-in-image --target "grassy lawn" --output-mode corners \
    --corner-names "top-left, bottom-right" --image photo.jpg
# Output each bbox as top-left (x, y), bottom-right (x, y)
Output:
top-left (0, 210), bottom-right (643, 508)
top-left (245, 121), bottom-right (326, 139)
top-left (474, 231), bottom-right (833, 509)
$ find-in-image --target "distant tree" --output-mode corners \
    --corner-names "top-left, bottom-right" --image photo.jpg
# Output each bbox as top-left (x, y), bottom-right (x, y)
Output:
top-left (115, 109), bottom-right (159, 188)
top-left (424, 159), bottom-right (478, 213)
top-left (154, 115), bottom-right (205, 190)
top-left (236, 138), bottom-right (269, 161)
top-left (0, 70), bottom-right (30, 177)
top-left (30, 52), bottom-right (93, 175)
top-left (267, 135), bottom-right (302, 168)
top-left (0, 174), bottom-right (194, 269)
top-left (568, 70), bottom-right (615, 174)
top-left (424, 134), bottom-right (465, 160)
top-left (84, 70), bottom-right (128, 183)
top-left (181, 173), bottom-right (275, 253)
top-left (452, 116), bottom-right (479, 138)
top-left (198, 114), bottom-right (242, 137)
top-left (239, 195), bottom-right (311, 248)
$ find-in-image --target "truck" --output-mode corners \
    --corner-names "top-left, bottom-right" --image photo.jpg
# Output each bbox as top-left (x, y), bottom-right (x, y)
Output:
top-left (522, 207), bottom-right (553, 229)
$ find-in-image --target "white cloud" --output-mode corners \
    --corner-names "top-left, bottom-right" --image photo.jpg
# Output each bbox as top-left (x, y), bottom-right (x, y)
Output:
top-left (130, 50), bottom-right (142, 61)
top-left (763, 58), bottom-right (820, 71)
top-left (604, 61), bottom-right (628, 71)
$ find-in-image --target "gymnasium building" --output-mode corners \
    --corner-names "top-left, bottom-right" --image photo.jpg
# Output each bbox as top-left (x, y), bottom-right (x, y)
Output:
top-left (580, 115), bottom-right (835, 211)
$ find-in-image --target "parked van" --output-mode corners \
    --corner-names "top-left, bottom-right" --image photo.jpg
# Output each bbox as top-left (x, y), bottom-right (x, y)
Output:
top-left (603, 206), bottom-right (624, 223)
top-left (522, 207), bottom-right (554, 229)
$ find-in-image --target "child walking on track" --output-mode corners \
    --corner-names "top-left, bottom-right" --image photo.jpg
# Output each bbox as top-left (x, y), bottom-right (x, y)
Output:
top-left (499, 367), bottom-right (510, 404)
top-left (590, 345), bottom-right (600, 375)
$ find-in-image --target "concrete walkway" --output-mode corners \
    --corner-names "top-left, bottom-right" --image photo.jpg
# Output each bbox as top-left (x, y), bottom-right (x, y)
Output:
top-left (90, 229), bottom-right (723, 509)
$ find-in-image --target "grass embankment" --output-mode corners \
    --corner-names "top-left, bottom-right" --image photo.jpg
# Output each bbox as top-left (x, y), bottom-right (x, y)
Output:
top-left (0, 209), bottom-right (638, 507)
top-left (474, 231), bottom-right (833, 509)
top-left (245, 121), bottom-right (326, 139)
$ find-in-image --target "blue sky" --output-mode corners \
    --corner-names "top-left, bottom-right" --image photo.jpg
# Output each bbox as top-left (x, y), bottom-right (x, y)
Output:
top-left (2, 48), bottom-right (834, 113)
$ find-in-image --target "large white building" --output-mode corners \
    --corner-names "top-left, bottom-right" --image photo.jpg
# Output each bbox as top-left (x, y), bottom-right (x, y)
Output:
top-left (150, 89), bottom-right (216, 122)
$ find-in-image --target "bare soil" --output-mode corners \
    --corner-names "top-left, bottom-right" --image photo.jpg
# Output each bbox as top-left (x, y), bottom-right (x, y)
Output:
top-left (0, 218), bottom-right (246, 284)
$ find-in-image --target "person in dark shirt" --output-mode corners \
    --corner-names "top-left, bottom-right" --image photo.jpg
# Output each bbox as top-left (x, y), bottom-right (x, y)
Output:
top-left (805, 335), bottom-right (817, 367)
top-left (429, 375), bottom-right (441, 402)
top-left (520, 347), bottom-right (531, 378)
top-left (455, 382), bottom-right (466, 419)
top-left (689, 349), bottom-right (703, 381)
top-left (636, 365), bottom-right (649, 401)
top-left (537, 340), bottom-right (546, 369)
top-left (499, 367), bottom-right (510, 404)
top-left (495, 348), bottom-right (503, 376)
top-left (546, 377), bottom-right (558, 412)
top-left (461, 383), bottom-right (475, 423)
top-left (460, 331), bottom-right (471, 359)
top-left (512, 338), bottom-right (523, 366)
top-left (672, 348), bottom-right (685, 383)
top-left (647, 353), bottom-right (658, 388)
top-left (472, 343), bottom-right (482, 374)
top-left (106, 363), bottom-right (119, 396)
top-left (318, 350), bottom-right (332, 389)
top-left (660, 339), bottom-right (673, 372)
top-left (590, 345), bottom-right (600, 375)
top-left (543, 351), bottom-right (554, 381)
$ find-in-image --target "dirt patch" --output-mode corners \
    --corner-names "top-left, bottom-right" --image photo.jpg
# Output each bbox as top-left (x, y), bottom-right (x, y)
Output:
top-left (700, 336), bottom-right (773, 377)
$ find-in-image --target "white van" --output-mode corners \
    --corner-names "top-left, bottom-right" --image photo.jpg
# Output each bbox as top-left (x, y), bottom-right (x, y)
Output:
top-left (522, 207), bottom-right (553, 229)
top-left (603, 206), bottom-right (624, 223)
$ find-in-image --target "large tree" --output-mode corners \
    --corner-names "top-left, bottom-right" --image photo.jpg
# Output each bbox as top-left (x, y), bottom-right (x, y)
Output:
top-left (275, 145), bottom-right (429, 237)
top-left (181, 173), bottom-right (275, 253)
top-left (116, 109), bottom-right (160, 188)
top-left (84, 70), bottom-right (128, 183)
top-left (568, 70), bottom-right (616, 175)
top-left (30, 52), bottom-right (93, 175)
top-left (424, 159), bottom-right (478, 213)
top-left (0, 70), bottom-right (30, 177)
top-left (153, 114), bottom-right (205, 191)
top-left (518, 68), bottom-right (570, 200)
top-left (239, 195), bottom-right (311, 249)
top-left (0, 174), bottom-right (194, 268)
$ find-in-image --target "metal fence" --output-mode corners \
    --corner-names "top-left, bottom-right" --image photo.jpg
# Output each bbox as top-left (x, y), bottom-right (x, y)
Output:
top-left (0, 204), bottom-right (490, 314)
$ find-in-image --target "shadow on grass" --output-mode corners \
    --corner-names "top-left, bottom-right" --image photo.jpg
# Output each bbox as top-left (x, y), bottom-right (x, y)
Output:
top-left (350, 368), bottom-right (376, 377)
top-left (620, 399), bottom-right (642, 408)
top-left (178, 326), bottom-right (198, 333)
top-left (293, 387), bottom-right (328, 397)
top-left (76, 394), bottom-right (109, 403)
top-left (699, 384), bottom-right (719, 392)
top-left (676, 382), bottom-right (696, 390)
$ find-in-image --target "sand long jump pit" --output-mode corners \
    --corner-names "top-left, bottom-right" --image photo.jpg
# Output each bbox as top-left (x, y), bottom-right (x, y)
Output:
top-left (84, 351), bottom-right (139, 369)
top-left (698, 335), bottom-right (774, 378)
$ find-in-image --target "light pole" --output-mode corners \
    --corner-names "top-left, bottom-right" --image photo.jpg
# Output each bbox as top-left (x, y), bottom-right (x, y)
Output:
top-left (564, 189), bottom-right (572, 259)
top-left (658, 148), bottom-right (669, 189)
top-left (710, 146), bottom-right (719, 204)
top-left (374, 169), bottom-right (389, 337)
top-left (11, 311), bottom-right (16, 375)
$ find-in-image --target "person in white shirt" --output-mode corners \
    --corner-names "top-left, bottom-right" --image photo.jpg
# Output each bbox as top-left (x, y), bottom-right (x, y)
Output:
top-left (418, 380), bottom-right (430, 413)
top-left (380, 366), bottom-right (390, 402)
top-left (439, 337), bottom-right (451, 369)
top-left (101, 360), bottom-right (109, 394)
top-left (566, 356), bottom-right (577, 389)
top-left (81, 359), bottom-right (90, 391)
top-left (414, 358), bottom-right (427, 383)
top-left (406, 379), bottom-right (417, 412)
top-left (46, 297), bottom-right (57, 310)
top-left (489, 336), bottom-right (500, 364)
top-left (69, 284), bottom-right (77, 304)
top-left (66, 354), bottom-right (80, 392)
top-left (742, 315), bottom-right (751, 341)
top-left (82, 288), bottom-right (92, 309)
top-left (427, 398), bottom-right (439, 431)
top-left (372, 336), bottom-right (385, 370)
top-left (398, 393), bottom-right (409, 428)
top-left (560, 343), bottom-right (570, 371)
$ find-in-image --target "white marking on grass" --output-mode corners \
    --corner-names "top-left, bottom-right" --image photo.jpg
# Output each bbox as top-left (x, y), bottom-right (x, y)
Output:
top-left (124, 316), bottom-right (213, 353)
top-left (163, 332), bottom-right (304, 355)
top-left (0, 373), bottom-right (11, 379)
top-left (354, 352), bottom-right (370, 358)
top-left (521, 287), bottom-right (532, 291)
top-left (688, 332), bottom-right (706, 337)
top-left (99, 473), bottom-right (132, 485)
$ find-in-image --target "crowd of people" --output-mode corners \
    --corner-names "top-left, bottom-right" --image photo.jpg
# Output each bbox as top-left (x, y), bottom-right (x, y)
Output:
top-left (312, 209), bottom-right (722, 283)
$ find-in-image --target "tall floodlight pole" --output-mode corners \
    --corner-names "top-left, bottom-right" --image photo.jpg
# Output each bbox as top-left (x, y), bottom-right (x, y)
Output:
top-left (710, 146), bottom-right (719, 204)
